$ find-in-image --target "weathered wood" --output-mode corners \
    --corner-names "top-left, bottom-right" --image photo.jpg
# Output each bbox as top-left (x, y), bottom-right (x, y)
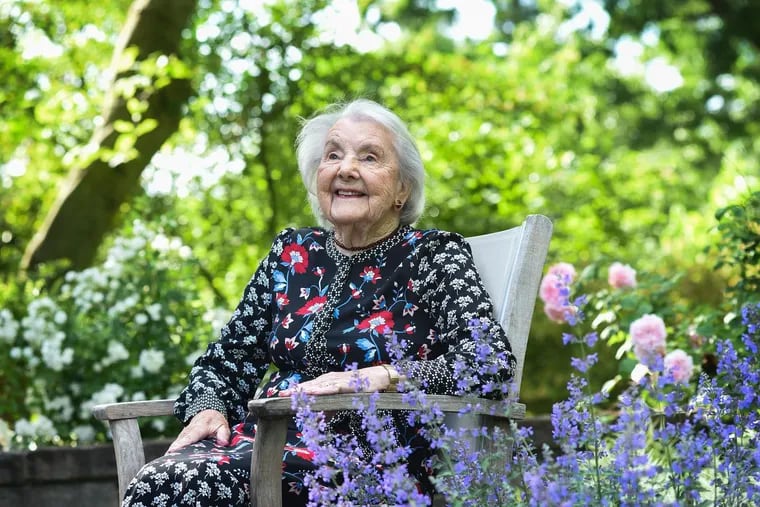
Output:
top-left (248, 394), bottom-right (525, 420)
top-left (498, 214), bottom-right (553, 394)
top-left (108, 419), bottom-right (146, 502)
top-left (250, 416), bottom-right (288, 507)
top-left (92, 399), bottom-right (174, 505)
top-left (92, 399), bottom-right (175, 421)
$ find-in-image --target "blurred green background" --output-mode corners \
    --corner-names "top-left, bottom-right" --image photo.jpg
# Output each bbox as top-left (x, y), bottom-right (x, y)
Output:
top-left (1, 0), bottom-right (758, 447)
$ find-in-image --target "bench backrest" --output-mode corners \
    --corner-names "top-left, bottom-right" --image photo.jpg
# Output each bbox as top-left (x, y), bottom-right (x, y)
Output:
top-left (466, 214), bottom-right (552, 395)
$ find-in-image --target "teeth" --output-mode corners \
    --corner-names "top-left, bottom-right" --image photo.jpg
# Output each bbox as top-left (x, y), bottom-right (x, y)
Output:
top-left (337, 190), bottom-right (362, 196)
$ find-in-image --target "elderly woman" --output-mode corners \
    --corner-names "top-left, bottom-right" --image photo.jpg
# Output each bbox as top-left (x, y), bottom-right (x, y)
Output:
top-left (122, 99), bottom-right (515, 506)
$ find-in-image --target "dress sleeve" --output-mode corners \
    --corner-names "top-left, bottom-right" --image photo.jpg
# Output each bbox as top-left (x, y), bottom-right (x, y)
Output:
top-left (173, 229), bottom-right (291, 424)
top-left (402, 232), bottom-right (517, 398)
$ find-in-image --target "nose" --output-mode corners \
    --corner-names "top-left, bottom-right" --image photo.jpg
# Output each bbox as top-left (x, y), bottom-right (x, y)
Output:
top-left (337, 156), bottom-right (358, 178)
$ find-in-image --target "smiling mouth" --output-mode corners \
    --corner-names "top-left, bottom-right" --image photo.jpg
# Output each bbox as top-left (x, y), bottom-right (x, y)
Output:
top-left (335, 190), bottom-right (365, 197)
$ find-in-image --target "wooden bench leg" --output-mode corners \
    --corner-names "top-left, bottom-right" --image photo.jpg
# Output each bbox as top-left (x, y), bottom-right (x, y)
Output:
top-left (250, 416), bottom-right (288, 507)
top-left (109, 419), bottom-right (146, 504)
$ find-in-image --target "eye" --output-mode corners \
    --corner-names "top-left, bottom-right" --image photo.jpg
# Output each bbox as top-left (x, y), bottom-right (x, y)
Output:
top-left (326, 152), bottom-right (340, 161)
top-left (364, 153), bottom-right (378, 163)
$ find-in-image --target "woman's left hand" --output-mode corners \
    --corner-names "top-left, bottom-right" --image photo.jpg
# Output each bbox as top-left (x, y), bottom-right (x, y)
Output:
top-left (278, 366), bottom-right (391, 397)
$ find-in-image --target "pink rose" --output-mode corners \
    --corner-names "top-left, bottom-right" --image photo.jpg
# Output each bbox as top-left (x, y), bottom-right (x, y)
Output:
top-left (539, 263), bottom-right (576, 306)
top-left (608, 262), bottom-right (637, 289)
top-left (547, 262), bottom-right (577, 283)
top-left (539, 276), bottom-right (564, 307)
top-left (544, 304), bottom-right (567, 323)
top-left (664, 349), bottom-right (694, 384)
top-left (539, 262), bottom-right (576, 323)
top-left (630, 314), bottom-right (667, 365)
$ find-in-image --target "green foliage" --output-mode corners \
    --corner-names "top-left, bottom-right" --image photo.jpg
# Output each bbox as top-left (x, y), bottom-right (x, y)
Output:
top-left (712, 191), bottom-right (760, 306)
top-left (2, 0), bottom-right (760, 439)
top-left (0, 221), bottom-right (220, 449)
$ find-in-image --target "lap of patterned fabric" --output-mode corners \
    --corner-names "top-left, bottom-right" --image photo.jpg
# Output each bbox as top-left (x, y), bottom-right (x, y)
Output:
top-left (121, 420), bottom-right (314, 507)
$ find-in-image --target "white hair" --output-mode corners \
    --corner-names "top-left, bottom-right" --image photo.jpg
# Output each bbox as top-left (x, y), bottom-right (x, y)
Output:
top-left (295, 99), bottom-right (425, 226)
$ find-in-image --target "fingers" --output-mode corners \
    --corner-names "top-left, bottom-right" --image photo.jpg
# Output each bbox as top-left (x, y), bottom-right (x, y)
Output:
top-left (278, 370), bottom-right (382, 397)
top-left (166, 409), bottom-right (228, 453)
top-left (279, 375), bottom-right (345, 397)
top-left (213, 421), bottom-right (231, 447)
top-left (279, 382), bottom-right (341, 397)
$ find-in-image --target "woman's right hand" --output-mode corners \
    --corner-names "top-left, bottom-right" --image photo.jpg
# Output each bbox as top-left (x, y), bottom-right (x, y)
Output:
top-left (166, 409), bottom-right (230, 453)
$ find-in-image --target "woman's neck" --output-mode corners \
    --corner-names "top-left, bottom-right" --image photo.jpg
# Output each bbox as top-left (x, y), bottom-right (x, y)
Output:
top-left (333, 222), bottom-right (400, 252)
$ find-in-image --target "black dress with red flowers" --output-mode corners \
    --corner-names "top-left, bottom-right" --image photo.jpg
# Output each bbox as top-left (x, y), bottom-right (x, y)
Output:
top-left (122, 225), bottom-right (516, 506)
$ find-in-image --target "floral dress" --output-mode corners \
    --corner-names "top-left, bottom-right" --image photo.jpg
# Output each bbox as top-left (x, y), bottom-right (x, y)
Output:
top-left (122, 225), bottom-right (516, 506)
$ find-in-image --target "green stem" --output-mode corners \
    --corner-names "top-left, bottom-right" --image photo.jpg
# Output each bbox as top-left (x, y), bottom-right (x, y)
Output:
top-left (579, 341), bottom-right (603, 504)
top-left (713, 450), bottom-right (718, 507)
top-left (661, 429), bottom-right (681, 501)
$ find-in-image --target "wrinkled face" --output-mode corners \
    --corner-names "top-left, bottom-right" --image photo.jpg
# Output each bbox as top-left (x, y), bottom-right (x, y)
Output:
top-left (316, 117), bottom-right (409, 232)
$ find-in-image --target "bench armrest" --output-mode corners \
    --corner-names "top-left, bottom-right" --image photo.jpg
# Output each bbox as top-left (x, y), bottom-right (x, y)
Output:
top-left (92, 399), bottom-right (176, 421)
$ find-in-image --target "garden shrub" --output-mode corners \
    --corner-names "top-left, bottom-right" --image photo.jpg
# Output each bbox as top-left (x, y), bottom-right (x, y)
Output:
top-left (0, 220), bottom-right (224, 449)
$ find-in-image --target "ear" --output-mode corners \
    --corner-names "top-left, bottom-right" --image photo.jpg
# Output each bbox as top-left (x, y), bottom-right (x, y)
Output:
top-left (396, 179), bottom-right (412, 204)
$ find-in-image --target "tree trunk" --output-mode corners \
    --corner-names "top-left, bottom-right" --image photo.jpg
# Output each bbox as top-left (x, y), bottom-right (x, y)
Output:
top-left (21, 0), bottom-right (197, 270)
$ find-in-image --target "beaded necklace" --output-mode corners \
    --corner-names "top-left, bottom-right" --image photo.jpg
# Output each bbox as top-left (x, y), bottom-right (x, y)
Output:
top-left (332, 226), bottom-right (400, 252)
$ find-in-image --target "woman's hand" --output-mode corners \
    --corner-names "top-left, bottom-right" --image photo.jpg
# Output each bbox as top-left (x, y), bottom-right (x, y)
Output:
top-left (166, 409), bottom-right (230, 453)
top-left (278, 366), bottom-right (393, 397)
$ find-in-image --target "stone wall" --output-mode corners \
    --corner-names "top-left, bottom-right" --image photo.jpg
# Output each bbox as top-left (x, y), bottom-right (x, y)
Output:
top-left (0, 439), bottom-right (171, 507)
top-left (0, 417), bottom-right (553, 507)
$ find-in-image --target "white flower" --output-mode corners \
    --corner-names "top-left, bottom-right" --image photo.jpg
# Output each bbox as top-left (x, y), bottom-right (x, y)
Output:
top-left (91, 383), bottom-right (125, 405)
top-left (106, 340), bottom-right (129, 364)
top-left (134, 313), bottom-right (149, 325)
top-left (60, 347), bottom-right (74, 366)
top-left (139, 349), bottom-right (165, 373)
top-left (0, 309), bottom-right (19, 343)
top-left (146, 303), bottom-right (162, 321)
top-left (130, 365), bottom-right (144, 379)
top-left (203, 308), bottom-right (230, 331)
top-left (0, 419), bottom-right (12, 450)
top-left (132, 391), bottom-right (147, 401)
top-left (34, 415), bottom-right (57, 439)
top-left (14, 418), bottom-right (34, 437)
top-left (40, 336), bottom-right (73, 371)
top-left (21, 297), bottom-right (65, 348)
top-left (80, 382), bottom-right (125, 419)
top-left (53, 310), bottom-right (67, 325)
top-left (185, 349), bottom-right (203, 366)
top-left (72, 425), bottom-right (96, 443)
top-left (151, 233), bottom-right (171, 252)
top-left (14, 415), bottom-right (57, 439)
top-left (107, 293), bottom-right (140, 317)
top-left (151, 419), bottom-right (167, 432)
top-left (45, 396), bottom-right (74, 421)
